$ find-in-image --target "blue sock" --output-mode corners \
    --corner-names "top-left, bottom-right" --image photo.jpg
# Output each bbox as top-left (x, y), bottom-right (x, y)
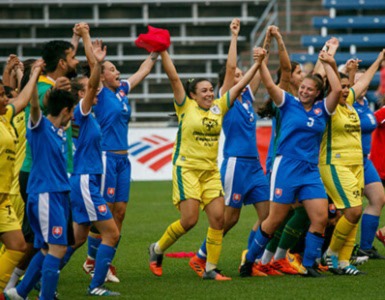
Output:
top-left (89, 244), bottom-right (116, 290)
top-left (88, 235), bottom-right (102, 259)
top-left (196, 238), bottom-right (207, 259)
top-left (16, 251), bottom-right (45, 298)
top-left (247, 229), bottom-right (256, 248)
top-left (60, 246), bottom-right (75, 270)
top-left (302, 232), bottom-right (324, 268)
top-left (246, 227), bottom-right (271, 262)
top-left (360, 214), bottom-right (380, 250)
top-left (40, 254), bottom-right (61, 300)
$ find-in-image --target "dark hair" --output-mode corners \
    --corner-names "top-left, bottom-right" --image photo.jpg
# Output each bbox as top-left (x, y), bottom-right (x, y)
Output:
top-left (70, 76), bottom-right (87, 103)
top-left (339, 72), bottom-right (349, 80)
top-left (79, 61), bottom-right (91, 78)
top-left (46, 89), bottom-right (76, 117)
top-left (42, 40), bottom-right (74, 73)
top-left (184, 78), bottom-right (213, 98)
top-left (276, 61), bottom-right (300, 84)
top-left (20, 59), bottom-right (37, 92)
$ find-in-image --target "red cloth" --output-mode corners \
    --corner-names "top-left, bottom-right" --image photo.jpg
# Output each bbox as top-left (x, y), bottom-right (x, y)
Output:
top-left (135, 26), bottom-right (171, 52)
top-left (370, 106), bottom-right (385, 179)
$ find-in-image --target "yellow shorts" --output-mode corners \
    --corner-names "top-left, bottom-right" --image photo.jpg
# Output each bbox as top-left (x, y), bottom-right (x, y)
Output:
top-left (9, 193), bottom-right (24, 226)
top-left (172, 166), bottom-right (224, 209)
top-left (319, 164), bottom-right (364, 209)
top-left (0, 194), bottom-right (21, 233)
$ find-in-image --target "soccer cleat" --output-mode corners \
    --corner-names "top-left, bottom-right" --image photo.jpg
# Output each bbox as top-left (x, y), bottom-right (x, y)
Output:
top-left (202, 269), bottom-right (231, 281)
top-left (271, 258), bottom-right (299, 275)
top-left (357, 247), bottom-right (385, 259)
top-left (254, 262), bottom-right (284, 276)
top-left (340, 265), bottom-right (365, 276)
top-left (88, 286), bottom-right (120, 296)
top-left (189, 255), bottom-right (206, 278)
top-left (2, 288), bottom-right (25, 300)
top-left (350, 255), bottom-right (369, 266)
top-left (321, 253), bottom-right (341, 275)
top-left (83, 257), bottom-right (95, 275)
top-left (239, 250), bottom-right (253, 277)
top-left (286, 252), bottom-right (306, 275)
top-left (148, 243), bottom-right (163, 276)
top-left (105, 265), bottom-right (120, 283)
top-left (376, 230), bottom-right (385, 247)
top-left (302, 265), bottom-right (324, 278)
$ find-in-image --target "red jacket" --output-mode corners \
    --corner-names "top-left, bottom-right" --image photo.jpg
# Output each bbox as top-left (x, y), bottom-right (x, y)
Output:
top-left (371, 106), bottom-right (385, 179)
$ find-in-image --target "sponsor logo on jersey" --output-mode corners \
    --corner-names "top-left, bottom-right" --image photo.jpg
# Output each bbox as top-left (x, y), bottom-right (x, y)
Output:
top-left (275, 188), bottom-right (282, 198)
top-left (202, 117), bottom-right (218, 131)
top-left (98, 204), bottom-right (108, 216)
top-left (107, 187), bottom-right (115, 198)
top-left (52, 226), bottom-right (63, 239)
top-left (232, 193), bottom-right (242, 202)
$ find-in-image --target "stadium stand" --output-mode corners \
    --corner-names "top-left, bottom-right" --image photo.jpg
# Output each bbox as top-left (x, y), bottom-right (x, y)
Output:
top-left (0, 0), bottom-right (268, 122)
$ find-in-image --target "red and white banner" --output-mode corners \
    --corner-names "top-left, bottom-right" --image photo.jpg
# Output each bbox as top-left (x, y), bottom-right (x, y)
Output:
top-left (129, 126), bottom-right (272, 181)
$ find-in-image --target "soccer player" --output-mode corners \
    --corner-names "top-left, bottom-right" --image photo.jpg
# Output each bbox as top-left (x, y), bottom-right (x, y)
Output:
top-left (320, 49), bottom-right (385, 275)
top-left (0, 59), bottom-right (44, 292)
top-left (240, 50), bottom-right (341, 278)
top-left (148, 47), bottom-right (266, 280)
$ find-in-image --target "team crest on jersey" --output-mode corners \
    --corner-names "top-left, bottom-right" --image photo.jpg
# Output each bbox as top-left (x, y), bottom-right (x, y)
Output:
top-left (232, 193), bottom-right (242, 202)
top-left (119, 90), bottom-right (126, 97)
top-left (202, 117), bottom-right (218, 131)
top-left (313, 108), bottom-right (322, 116)
top-left (107, 187), bottom-right (115, 198)
top-left (52, 226), bottom-right (63, 239)
top-left (210, 105), bottom-right (221, 115)
top-left (275, 188), bottom-right (283, 198)
top-left (98, 204), bottom-right (108, 216)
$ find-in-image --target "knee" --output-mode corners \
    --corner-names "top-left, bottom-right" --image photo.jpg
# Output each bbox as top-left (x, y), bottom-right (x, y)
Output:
top-left (262, 217), bottom-right (282, 235)
top-left (113, 209), bottom-right (126, 223)
top-left (345, 206), bottom-right (363, 223)
top-left (181, 216), bottom-right (199, 231)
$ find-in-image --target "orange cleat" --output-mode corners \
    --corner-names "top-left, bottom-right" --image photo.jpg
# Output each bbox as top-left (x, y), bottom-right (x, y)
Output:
top-left (254, 261), bottom-right (284, 276)
top-left (149, 243), bottom-right (163, 277)
top-left (203, 269), bottom-right (232, 281)
top-left (271, 258), bottom-right (299, 275)
top-left (189, 255), bottom-right (206, 278)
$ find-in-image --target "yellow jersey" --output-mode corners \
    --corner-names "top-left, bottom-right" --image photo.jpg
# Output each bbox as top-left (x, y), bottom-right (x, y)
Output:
top-left (320, 89), bottom-right (362, 165)
top-left (172, 92), bottom-right (230, 170)
top-left (0, 104), bottom-right (17, 194)
top-left (10, 110), bottom-right (26, 195)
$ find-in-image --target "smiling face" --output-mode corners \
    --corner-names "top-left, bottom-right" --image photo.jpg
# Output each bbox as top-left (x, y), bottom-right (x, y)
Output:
top-left (0, 84), bottom-right (9, 115)
top-left (190, 80), bottom-right (215, 110)
top-left (101, 61), bottom-right (121, 90)
top-left (340, 77), bottom-right (350, 105)
top-left (298, 78), bottom-right (320, 106)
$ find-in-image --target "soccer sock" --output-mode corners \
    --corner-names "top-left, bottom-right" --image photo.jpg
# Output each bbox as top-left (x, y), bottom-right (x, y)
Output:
top-left (276, 206), bottom-right (310, 259)
top-left (196, 238), bottom-right (207, 260)
top-left (205, 227), bottom-right (224, 272)
top-left (302, 232), bottom-right (324, 267)
top-left (247, 229), bottom-right (256, 249)
top-left (360, 214), bottom-right (379, 250)
top-left (246, 226), bottom-right (271, 263)
top-left (157, 220), bottom-right (186, 253)
top-left (16, 251), bottom-right (45, 298)
top-left (89, 244), bottom-right (116, 290)
top-left (41, 254), bottom-right (61, 300)
top-left (87, 234), bottom-right (102, 260)
top-left (261, 249), bottom-right (275, 265)
top-left (4, 267), bottom-right (25, 291)
top-left (339, 222), bottom-right (358, 263)
top-left (328, 215), bottom-right (356, 254)
top-left (60, 246), bottom-right (75, 270)
top-left (0, 249), bottom-right (25, 290)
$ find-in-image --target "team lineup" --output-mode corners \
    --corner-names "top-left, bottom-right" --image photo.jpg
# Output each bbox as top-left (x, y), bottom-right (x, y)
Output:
top-left (0, 17), bottom-right (385, 299)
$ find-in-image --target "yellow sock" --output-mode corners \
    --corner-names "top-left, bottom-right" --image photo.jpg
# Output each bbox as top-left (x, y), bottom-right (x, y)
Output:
top-left (206, 227), bottom-right (224, 272)
top-left (0, 249), bottom-right (25, 291)
top-left (329, 215), bottom-right (356, 254)
top-left (339, 223), bottom-right (358, 262)
top-left (157, 220), bottom-right (186, 253)
top-left (0, 244), bottom-right (5, 257)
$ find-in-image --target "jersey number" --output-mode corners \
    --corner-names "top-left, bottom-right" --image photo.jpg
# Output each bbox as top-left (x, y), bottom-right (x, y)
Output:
top-left (307, 117), bottom-right (314, 127)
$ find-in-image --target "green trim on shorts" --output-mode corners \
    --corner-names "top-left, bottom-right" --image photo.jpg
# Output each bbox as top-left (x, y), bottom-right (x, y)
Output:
top-left (330, 165), bottom-right (351, 208)
top-left (176, 166), bottom-right (185, 200)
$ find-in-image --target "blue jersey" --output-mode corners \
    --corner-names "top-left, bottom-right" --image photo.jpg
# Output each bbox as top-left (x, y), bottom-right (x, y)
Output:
top-left (276, 92), bottom-right (330, 164)
top-left (26, 115), bottom-right (70, 193)
top-left (72, 100), bottom-right (103, 174)
top-left (266, 104), bottom-right (281, 173)
top-left (222, 86), bottom-right (259, 158)
top-left (353, 98), bottom-right (377, 155)
top-left (94, 80), bottom-right (131, 151)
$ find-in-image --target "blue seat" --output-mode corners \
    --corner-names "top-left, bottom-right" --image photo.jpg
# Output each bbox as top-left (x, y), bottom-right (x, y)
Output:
top-left (301, 34), bottom-right (385, 48)
top-left (323, 0), bottom-right (385, 10)
top-left (313, 16), bottom-right (385, 29)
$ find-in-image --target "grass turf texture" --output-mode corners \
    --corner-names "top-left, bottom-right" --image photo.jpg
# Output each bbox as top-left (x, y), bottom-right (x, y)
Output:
top-left (34, 181), bottom-right (385, 299)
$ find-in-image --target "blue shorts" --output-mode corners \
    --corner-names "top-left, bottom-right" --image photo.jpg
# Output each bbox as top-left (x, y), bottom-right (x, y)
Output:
top-left (101, 151), bottom-right (131, 203)
top-left (221, 157), bottom-right (269, 208)
top-left (27, 192), bottom-right (71, 249)
top-left (270, 156), bottom-right (327, 204)
top-left (364, 157), bottom-right (381, 185)
top-left (70, 174), bottom-right (113, 225)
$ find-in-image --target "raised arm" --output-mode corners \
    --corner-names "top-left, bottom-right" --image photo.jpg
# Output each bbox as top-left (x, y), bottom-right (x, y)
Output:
top-left (260, 59), bottom-right (284, 106)
top-left (128, 52), bottom-right (159, 90)
top-left (12, 59), bottom-right (44, 116)
top-left (313, 37), bottom-right (339, 78)
top-left (228, 47), bottom-right (265, 105)
top-left (2, 55), bottom-right (19, 89)
top-left (352, 49), bottom-right (385, 98)
top-left (81, 39), bottom-right (106, 113)
top-left (319, 51), bottom-right (341, 113)
top-left (220, 18), bottom-right (240, 96)
top-left (344, 59), bottom-right (360, 87)
top-left (160, 50), bottom-right (185, 104)
top-left (75, 22), bottom-right (95, 69)
top-left (71, 22), bottom-right (85, 54)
